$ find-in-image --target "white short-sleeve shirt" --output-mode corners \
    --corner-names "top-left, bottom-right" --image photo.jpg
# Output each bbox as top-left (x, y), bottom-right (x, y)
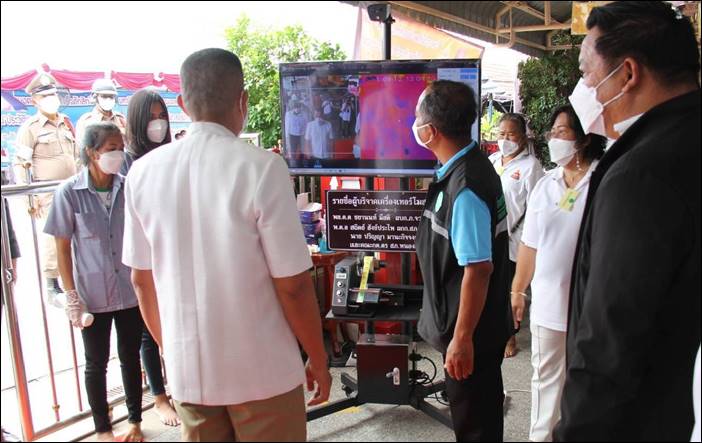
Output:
top-left (122, 122), bottom-right (312, 405)
top-left (489, 151), bottom-right (544, 262)
top-left (521, 161), bottom-right (598, 332)
top-left (305, 119), bottom-right (333, 158)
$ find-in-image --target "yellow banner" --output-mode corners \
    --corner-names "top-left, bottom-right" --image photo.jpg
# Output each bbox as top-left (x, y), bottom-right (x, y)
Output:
top-left (354, 8), bottom-right (483, 60)
top-left (571, 2), bottom-right (613, 35)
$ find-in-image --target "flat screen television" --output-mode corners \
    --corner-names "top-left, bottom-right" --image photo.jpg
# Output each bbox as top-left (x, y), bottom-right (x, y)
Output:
top-left (279, 59), bottom-right (481, 176)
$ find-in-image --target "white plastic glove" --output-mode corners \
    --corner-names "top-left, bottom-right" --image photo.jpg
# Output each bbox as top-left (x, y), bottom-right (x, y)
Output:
top-left (64, 289), bottom-right (94, 329)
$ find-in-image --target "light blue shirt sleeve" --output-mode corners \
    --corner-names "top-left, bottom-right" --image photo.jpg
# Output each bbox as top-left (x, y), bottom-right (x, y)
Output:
top-left (451, 188), bottom-right (492, 266)
top-left (43, 184), bottom-right (75, 239)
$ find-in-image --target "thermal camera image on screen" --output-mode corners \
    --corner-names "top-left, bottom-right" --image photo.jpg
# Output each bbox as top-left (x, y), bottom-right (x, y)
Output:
top-left (279, 60), bottom-right (480, 176)
top-left (357, 73), bottom-right (436, 161)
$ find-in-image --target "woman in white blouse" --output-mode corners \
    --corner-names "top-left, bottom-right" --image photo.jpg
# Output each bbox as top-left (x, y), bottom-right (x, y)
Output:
top-left (511, 105), bottom-right (606, 442)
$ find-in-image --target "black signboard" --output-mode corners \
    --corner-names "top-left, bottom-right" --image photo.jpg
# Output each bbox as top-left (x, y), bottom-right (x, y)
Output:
top-left (326, 190), bottom-right (427, 252)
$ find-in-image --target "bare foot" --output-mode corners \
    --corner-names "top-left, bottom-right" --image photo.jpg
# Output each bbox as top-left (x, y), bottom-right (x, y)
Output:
top-left (116, 423), bottom-right (143, 442)
top-left (504, 335), bottom-right (518, 358)
top-left (96, 431), bottom-right (115, 442)
top-left (154, 394), bottom-right (181, 427)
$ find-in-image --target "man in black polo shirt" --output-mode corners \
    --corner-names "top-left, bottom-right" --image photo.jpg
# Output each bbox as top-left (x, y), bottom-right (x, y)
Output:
top-left (413, 80), bottom-right (512, 442)
top-left (555, 2), bottom-right (701, 441)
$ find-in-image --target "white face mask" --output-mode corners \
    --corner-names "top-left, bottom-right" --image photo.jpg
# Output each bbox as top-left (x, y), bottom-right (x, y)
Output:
top-left (497, 139), bottom-right (520, 157)
top-left (97, 96), bottom-right (116, 112)
top-left (147, 119), bottom-right (169, 143)
top-left (548, 138), bottom-right (578, 167)
top-left (240, 112), bottom-right (248, 136)
top-left (412, 120), bottom-right (433, 150)
top-left (97, 151), bottom-right (125, 175)
top-left (568, 62), bottom-right (625, 137)
top-left (237, 95), bottom-right (248, 136)
top-left (38, 95), bottom-right (61, 115)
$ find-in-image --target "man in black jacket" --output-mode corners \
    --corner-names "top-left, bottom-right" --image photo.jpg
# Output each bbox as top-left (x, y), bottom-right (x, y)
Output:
top-left (555, 2), bottom-right (701, 441)
top-left (413, 80), bottom-right (511, 442)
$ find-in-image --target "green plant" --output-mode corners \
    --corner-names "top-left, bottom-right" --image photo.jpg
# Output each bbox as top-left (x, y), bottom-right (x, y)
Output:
top-left (225, 16), bottom-right (346, 148)
top-left (517, 32), bottom-right (584, 164)
top-left (480, 109), bottom-right (503, 141)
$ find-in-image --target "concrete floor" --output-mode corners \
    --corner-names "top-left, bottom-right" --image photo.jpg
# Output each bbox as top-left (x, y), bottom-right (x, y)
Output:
top-left (81, 321), bottom-right (533, 442)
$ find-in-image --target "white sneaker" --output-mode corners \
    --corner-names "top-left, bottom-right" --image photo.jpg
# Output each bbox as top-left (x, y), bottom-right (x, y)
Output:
top-left (46, 289), bottom-right (66, 309)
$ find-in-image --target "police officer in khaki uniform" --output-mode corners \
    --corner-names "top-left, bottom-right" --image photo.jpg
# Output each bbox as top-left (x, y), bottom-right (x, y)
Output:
top-left (75, 78), bottom-right (126, 144)
top-left (14, 72), bottom-right (78, 305)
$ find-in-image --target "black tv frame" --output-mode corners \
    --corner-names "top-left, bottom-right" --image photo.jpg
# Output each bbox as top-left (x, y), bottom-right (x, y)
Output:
top-left (279, 59), bottom-right (481, 177)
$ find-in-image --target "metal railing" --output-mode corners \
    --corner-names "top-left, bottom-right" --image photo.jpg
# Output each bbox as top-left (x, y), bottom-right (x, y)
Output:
top-left (1, 181), bottom-right (154, 441)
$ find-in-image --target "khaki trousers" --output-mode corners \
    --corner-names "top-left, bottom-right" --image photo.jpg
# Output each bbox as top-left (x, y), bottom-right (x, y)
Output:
top-left (174, 385), bottom-right (306, 442)
top-left (36, 193), bottom-right (58, 278)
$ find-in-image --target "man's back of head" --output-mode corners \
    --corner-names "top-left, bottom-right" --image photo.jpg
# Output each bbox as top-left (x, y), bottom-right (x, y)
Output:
top-left (418, 80), bottom-right (477, 143)
top-left (180, 48), bottom-right (246, 130)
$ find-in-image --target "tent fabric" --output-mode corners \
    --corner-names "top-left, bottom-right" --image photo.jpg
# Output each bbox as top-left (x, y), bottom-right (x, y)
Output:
top-left (111, 71), bottom-right (159, 90)
top-left (1, 70), bottom-right (38, 91)
top-left (52, 69), bottom-right (105, 91)
top-left (158, 73), bottom-right (181, 93)
top-left (1, 67), bottom-right (181, 92)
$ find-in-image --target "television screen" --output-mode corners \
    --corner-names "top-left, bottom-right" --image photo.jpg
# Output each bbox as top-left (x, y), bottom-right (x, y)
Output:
top-left (279, 59), bottom-right (481, 176)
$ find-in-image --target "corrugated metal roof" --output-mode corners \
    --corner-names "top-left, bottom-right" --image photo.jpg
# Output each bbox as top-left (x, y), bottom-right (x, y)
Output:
top-left (343, 1), bottom-right (575, 57)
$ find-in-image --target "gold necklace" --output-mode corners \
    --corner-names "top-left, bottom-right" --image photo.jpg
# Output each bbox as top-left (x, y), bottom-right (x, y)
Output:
top-left (564, 166), bottom-right (588, 188)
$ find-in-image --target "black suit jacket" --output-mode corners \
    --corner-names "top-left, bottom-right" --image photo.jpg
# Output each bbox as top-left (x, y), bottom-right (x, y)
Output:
top-left (555, 90), bottom-right (701, 441)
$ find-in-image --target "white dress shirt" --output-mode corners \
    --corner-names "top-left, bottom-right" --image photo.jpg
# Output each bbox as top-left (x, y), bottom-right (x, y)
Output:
top-left (521, 161), bottom-right (597, 331)
top-left (490, 150), bottom-right (544, 261)
top-left (305, 119), bottom-right (333, 159)
top-left (122, 122), bottom-right (311, 405)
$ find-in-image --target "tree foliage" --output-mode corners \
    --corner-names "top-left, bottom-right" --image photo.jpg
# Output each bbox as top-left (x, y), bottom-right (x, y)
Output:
top-left (225, 16), bottom-right (346, 148)
top-left (517, 32), bottom-right (584, 162)
top-left (480, 109), bottom-right (503, 141)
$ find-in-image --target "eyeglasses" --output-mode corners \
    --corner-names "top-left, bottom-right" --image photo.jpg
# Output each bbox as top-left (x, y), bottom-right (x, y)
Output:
top-left (544, 127), bottom-right (575, 142)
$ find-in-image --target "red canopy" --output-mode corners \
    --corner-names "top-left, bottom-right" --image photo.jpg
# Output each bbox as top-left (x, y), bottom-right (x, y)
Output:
top-left (1, 66), bottom-right (181, 92)
top-left (0, 69), bottom-right (38, 91)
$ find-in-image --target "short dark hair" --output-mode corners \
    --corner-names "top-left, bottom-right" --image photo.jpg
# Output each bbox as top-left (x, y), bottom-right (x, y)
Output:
top-left (587, 1), bottom-right (700, 85)
top-left (81, 122), bottom-right (122, 165)
top-left (126, 89), bottom-right (171, 159)
top-left (548, 105), bottom-right (606, 163)
top-left (498, 113), bottom-right (528, 136)
top-left (418, 80), bottom-right (477, 141)
top-left (180, 48), bottom-right (244, 119)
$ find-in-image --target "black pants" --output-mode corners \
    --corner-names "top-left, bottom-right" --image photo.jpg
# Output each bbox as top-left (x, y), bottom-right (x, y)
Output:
top-left (140, 327), bottom-right (165, 396)
top-left (288, 134), bottom-right (302, 159)
top-left (443, 349), bottom-right (505, 442)
top-left (507, 260), bottom-right (520, 334)
top-left (341, 120), bottom-right (352, 138)
top-left (81, 307), bottom-right (143, 433)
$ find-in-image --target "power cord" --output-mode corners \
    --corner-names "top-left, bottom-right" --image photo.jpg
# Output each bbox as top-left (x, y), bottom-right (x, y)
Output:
top-left (412, 354), bottom-right (451, 406)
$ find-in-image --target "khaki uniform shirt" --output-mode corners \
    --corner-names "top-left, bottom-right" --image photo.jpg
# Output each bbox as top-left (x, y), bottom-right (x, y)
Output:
top-left (15, 112), bottom-right (78, 182)
top-left (75, 107), bottom-right (127, 145)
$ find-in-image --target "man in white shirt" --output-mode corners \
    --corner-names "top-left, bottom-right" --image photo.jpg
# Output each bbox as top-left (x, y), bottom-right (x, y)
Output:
top-left (305, 109), bottom-right (333, 159)
top-left (284, 101), bottom-right (307, 159)
top-left (122, 48), bottom-right (330, 442)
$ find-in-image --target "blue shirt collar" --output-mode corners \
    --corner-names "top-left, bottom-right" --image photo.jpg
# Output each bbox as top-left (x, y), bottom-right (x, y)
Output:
top-left (73, 167), bottom-right (124, 193)
top-left (436, 141), bottom-right (477, 180)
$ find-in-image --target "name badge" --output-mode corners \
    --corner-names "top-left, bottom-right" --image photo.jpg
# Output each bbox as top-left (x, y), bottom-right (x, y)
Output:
top-left (558, 188), bottom-right (580, 212)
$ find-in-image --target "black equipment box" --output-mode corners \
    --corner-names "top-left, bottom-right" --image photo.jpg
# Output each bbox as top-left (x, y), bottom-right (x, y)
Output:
top-left (356, 333), bottom-right (410, 405)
